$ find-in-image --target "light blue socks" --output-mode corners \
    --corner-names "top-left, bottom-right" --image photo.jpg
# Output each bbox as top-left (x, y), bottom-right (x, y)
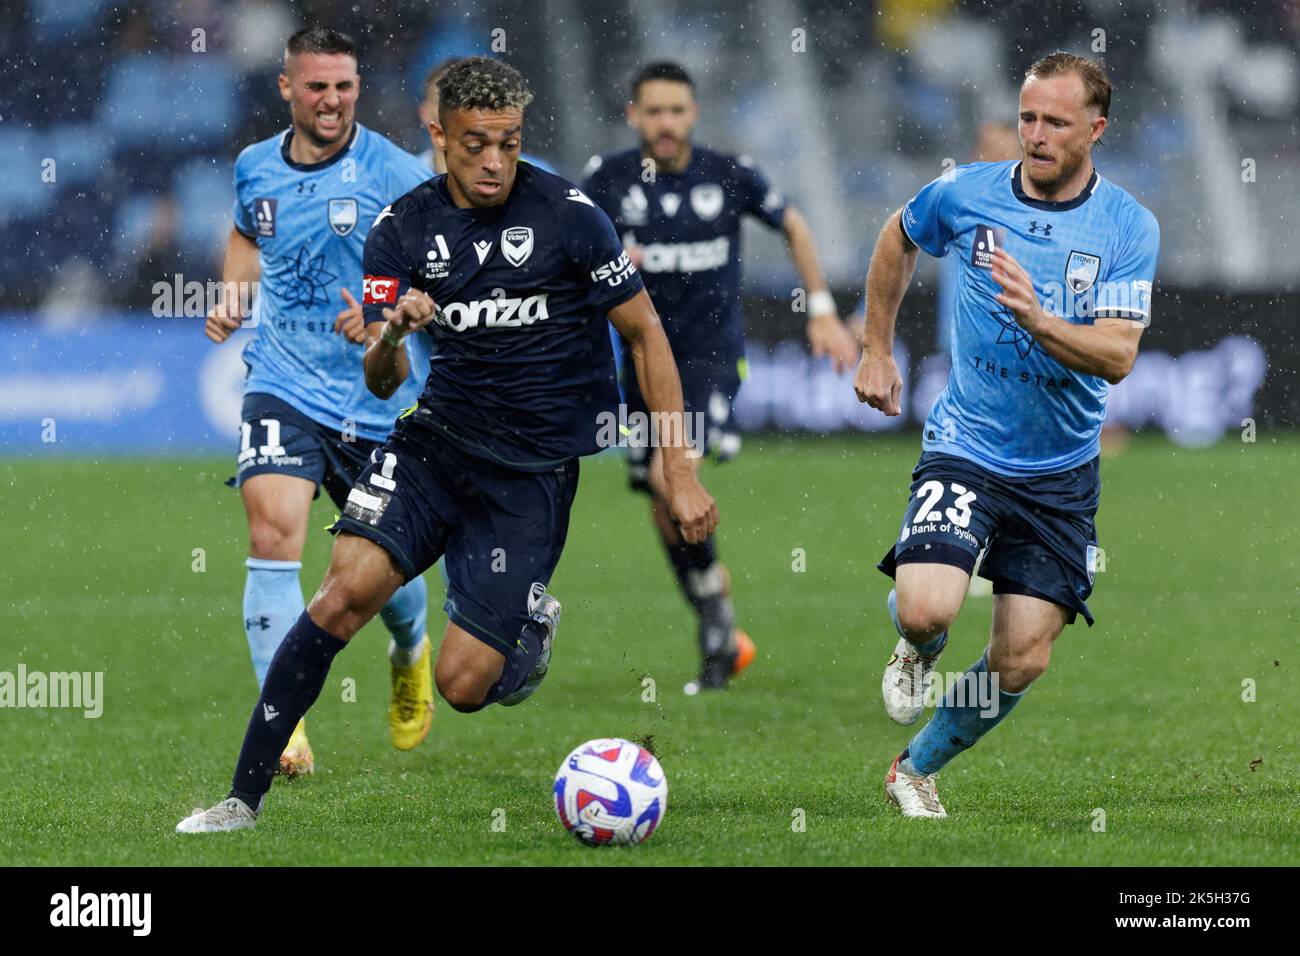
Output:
top-left (243, 558), bottom-right (306, 688)
top-left (381, 575), bottom-right (429, 665)
top-left (902, 652), bottom-right (1028, 775)
top-left (245, 559), bottom-right (429, 684)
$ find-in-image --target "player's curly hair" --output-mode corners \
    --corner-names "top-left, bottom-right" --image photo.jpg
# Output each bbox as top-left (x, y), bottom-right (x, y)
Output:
top-left (1025, 52), bottom-right (1112, 118)
top-left (436, 56), bottom-right (534, 117)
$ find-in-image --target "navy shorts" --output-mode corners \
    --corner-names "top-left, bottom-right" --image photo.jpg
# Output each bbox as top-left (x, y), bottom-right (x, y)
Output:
top-left (878, 451), bottom-right (1102, 626)
top-left (231, 392), bottom-right (380, 511)
top-left (621, 358), bottom-right (742, 493)
top-left (331, 419), bottom-right (580, 656)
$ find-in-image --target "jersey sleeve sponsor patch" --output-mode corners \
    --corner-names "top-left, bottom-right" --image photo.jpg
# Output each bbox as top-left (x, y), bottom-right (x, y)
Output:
top-left (361, 207), bottom-right (414, 323)
top-left (363, 275), bottom-right (400, 304)
top-left (1093, 207), bottom-right (1160, 325)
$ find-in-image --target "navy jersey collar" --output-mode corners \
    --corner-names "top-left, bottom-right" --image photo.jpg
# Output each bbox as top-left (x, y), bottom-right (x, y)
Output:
top-left (1010, 161), bottom-right (1099, 212)
top-left (280, 123), bottom-right (359, 172)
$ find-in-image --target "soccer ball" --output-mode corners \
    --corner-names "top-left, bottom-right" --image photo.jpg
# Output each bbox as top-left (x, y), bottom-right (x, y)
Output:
top-left (552, 738), bottom-right (668, 846)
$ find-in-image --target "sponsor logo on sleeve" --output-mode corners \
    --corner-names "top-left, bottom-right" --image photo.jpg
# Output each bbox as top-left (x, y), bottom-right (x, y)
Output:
top-left (363, 276), bottom-right (400, 304)
top-left (591, 251), bottom-right (637, 287)
top-left (1131, 279), bottom-right (1153, 316)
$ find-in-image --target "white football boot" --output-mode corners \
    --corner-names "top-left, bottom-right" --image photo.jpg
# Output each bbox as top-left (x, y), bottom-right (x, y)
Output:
top-left (883, 754), bottom-right (947, 819)
top-left (499, 588), bottom-right (561, 706)
top-left (880, 588), bottom-right (943, 725)
top-left (176, 797), bottom-right (258, 833)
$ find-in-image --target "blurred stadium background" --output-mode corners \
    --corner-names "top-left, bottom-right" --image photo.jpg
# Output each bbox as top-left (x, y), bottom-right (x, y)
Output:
top-left (0, 0), bottom-right (1295, 452)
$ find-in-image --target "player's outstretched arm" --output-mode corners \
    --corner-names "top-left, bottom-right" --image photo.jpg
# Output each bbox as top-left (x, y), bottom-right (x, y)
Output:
top-left (204, 227), bottom-right (260, 343)
top-left (607, 290), bottom-right (719, 544)
top-left (853, 208), bottom-right (919, 416)
top-left (363, 289), bottom-right (437, 399)
top-left (991, 248), bottom-right (1143, 384)
top-left (781, 206), bottom-right (858, 373)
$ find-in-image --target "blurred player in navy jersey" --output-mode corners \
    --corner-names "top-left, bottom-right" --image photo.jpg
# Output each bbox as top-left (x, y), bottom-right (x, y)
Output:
top-left (854, 53), bottom-right (1159, 817)
top-left (180, 57), bottom-right (717, 832)
top-left (203, 28), bottom-right (435, 775)
top-left (583, 62), bottom-right (858, 694)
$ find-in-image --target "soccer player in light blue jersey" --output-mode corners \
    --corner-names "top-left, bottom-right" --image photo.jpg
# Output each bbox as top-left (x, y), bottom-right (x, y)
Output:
top-left (203, 28), bottom-right (435, 775)
top-left (853, 53), bottom-right (1159, 817)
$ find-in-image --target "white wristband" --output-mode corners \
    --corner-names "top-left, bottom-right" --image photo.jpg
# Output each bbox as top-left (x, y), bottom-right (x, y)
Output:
top-left (808, 290), bottom-right (836, 318)
top-left (380, 325), bottom-right (407, 348)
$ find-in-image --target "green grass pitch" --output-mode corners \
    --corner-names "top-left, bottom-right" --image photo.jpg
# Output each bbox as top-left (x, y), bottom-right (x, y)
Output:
top-left (1, 434), bottom-right (1296, 866)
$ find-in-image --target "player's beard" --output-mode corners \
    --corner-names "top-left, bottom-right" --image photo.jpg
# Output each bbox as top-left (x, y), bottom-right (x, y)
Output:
top-left (1022, 141), bottom-right (1087, 197)
top-left (299, 108), bottom-right (351, 150)
top-left (644, 131), bottom-right (685, 168)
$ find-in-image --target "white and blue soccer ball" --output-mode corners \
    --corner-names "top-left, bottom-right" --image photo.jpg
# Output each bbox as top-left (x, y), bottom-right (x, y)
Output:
top-left (553, 738), bottom-right (668, 846)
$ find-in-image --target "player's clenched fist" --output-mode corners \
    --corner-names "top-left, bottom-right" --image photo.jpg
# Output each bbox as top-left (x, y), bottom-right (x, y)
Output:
top-left (380, 288), bottom-right (439, 339)
top-left (854, 351), bottom-right (903, 416)
top-left (666, 472), bottom-right (720, 544)
top-left (204, 302), bottom-right (243, 343)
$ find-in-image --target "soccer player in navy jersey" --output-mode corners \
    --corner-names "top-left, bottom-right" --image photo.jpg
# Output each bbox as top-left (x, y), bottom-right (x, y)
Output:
top-left (179, 57), bottom-right (717, 832)
top-left (582, 62), bottom-right (858, 694)
top-left (416, 58), bottom-right (555, 176)
top-left (202, 28), bottom-right (435, 776)
top-left (855, 54), bottom-right (1159, 817)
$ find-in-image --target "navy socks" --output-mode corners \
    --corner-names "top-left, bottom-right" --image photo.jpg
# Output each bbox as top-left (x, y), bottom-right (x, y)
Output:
top-left (229, 610), bottom-right (348, 806)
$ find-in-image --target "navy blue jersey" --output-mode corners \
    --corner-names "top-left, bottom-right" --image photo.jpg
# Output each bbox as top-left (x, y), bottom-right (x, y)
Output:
top-left (361, 164), bottom-right (644, 472)
top-left (581, 146), bottom-right (787, 372)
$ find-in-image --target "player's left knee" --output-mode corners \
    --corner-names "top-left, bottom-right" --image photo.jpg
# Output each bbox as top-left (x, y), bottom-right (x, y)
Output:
top-left (993, 648), bottom-right (1051, 693)
top-left (435, 666), bottom-right (490, 713)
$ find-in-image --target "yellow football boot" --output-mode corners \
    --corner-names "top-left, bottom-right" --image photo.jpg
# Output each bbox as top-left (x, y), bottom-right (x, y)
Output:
top-left (390, 635), bottom-right (435, 750)
top-left (277, 718), bottom-right (315, 777)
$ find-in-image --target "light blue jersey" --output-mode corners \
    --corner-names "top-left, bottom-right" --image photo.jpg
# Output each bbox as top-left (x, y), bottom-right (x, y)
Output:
top-left (233, 123), bottom-right (432, 441)
top-left (902, 160), bottom-right (1159, 476)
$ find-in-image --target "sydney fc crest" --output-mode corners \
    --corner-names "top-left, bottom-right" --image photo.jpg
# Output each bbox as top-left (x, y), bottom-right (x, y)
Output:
top-left (328, 198), bottom-right (359, 237)
top-left (690, 183), bottom-right (724, 221)
top-left (501, 226), bottom-right (534, 267)
top-left (1065, 250), bottom-right (1101, 293)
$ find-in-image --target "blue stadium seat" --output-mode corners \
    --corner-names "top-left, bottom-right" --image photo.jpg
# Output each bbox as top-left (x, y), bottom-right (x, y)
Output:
top-left (101, 54), bottom-right (238, 148)
top-left (0, 129), bottom-right (56, 221)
